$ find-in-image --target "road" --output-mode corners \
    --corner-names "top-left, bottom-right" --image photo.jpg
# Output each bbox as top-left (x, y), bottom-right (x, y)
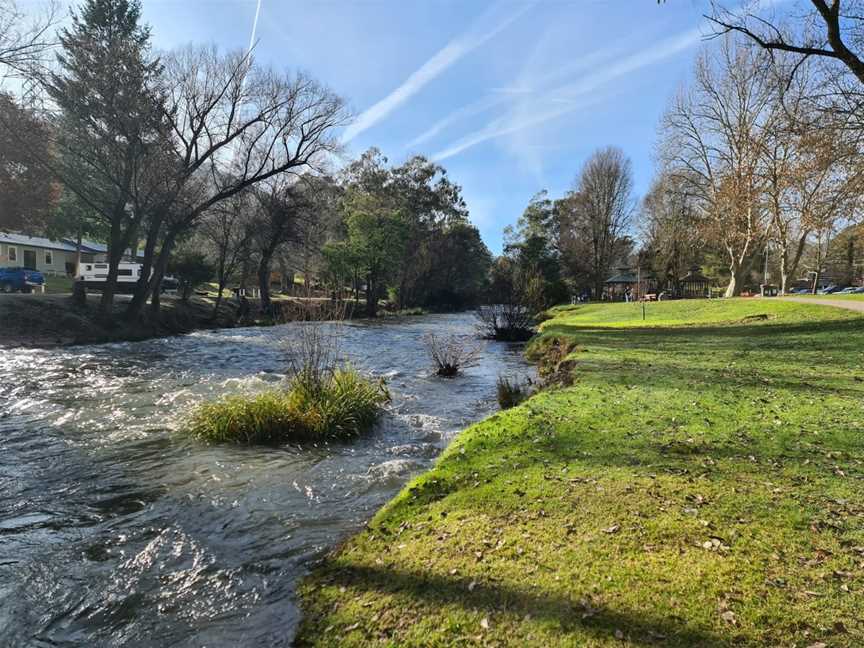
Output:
top-left (779, 296), bottom-right (864, 313)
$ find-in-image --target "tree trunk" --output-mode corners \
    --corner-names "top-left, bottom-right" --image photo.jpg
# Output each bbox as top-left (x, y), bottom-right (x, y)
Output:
top-left (212, 270), bottom-right (227, 320)
top-left (779, 245), bottom-right (790, 295)
top-left (75, 227), bottom-right (82, 278)
top-left (365, 275), bottom-right (377, 317)
top-left (147, 248), bottom-right (173, 318)
top-left (98, 220), bottom-right (127, 319)
top-left (127, 215), bottom-right (163, 319)
top-left (258, 251), bottom-right (273, 315)
top-left (129, 229), bottom-right (178, 320)
top-left (724, 263), bottom-right (744, 298)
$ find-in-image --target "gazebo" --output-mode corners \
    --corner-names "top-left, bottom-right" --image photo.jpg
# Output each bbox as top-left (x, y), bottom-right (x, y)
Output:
top-left (679, 266), bottom-right (711, 298)
top-left (604, 267), bottom-right (657, 301)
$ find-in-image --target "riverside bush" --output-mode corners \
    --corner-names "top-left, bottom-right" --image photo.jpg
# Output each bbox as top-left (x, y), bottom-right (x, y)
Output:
top-left (495, 374), bottom-right (530, 409)
top-left (187, 367), bottom-right (388, 444)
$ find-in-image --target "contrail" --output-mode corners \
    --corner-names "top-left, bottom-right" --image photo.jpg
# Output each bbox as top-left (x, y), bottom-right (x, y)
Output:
top-left (248, 0), bottom-right (263, 53)
top-left (343, 2), bottom-right (534, 144)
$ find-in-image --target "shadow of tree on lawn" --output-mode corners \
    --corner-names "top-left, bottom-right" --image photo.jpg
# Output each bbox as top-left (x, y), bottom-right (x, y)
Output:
top-left (308, 561), bottom-right (732, 647)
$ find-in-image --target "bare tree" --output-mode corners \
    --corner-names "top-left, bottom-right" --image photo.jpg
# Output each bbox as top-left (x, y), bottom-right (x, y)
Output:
top-left (759, 56), bottom-right (864, 293)
top-left (563, 147), bottom-right (634, 298)
top-left (709, 1), bottom-right (864, 86)
top-left (640, 171), bottom-right (704, 294)
top-left (251, 179), bottom-right (306, 315)
top-left (198, 191), bottom-right (254, 318)
top-left (125, 45), bottom-right (347, 320)
top-left (661, 38), bottom-right (775, 296)
top-left (0, 0), bottom-right (57, 80)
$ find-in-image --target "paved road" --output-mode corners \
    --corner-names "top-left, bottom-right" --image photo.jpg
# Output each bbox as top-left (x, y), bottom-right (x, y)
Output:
top-left (779, 296), bottom-right (864, 312)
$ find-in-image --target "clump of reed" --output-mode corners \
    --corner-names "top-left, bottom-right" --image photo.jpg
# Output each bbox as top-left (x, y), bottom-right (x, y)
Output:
top-left (187, 367), bottom-right (388, 444)
top-left (496, 374), bottom-right (532, 410)
top-left (187, 305), bottom-right (388, 444)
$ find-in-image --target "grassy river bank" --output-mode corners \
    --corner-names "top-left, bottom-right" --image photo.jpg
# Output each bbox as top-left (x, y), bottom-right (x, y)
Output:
top-left (296, 299), bottom-right (864, 647)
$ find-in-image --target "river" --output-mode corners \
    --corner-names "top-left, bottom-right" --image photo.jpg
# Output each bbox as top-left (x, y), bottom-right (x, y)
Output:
top-left (0, 314), bottom-right (532, 647)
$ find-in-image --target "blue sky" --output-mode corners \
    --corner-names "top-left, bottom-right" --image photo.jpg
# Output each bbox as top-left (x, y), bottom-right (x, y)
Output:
top-left (140, 1), bottom-right (722, 253)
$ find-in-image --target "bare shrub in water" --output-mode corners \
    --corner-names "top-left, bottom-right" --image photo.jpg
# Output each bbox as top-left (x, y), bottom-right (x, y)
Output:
top-left (284, 300), bottom-right (348, 392)
top-left (496, 374), bottom-right (532, 410)
top-left (424, 333), bottom-right (482, 377)
top-left (476, 264), bottom-right (546, 342)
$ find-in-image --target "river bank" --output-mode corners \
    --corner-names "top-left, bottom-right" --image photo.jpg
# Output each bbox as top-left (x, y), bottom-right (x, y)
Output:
top-left (296, 299), bottom-right (864, 647)
top-left (0, 293), bottom-right (239, 349)
top-left (0, 293), bottom-right (416, 349)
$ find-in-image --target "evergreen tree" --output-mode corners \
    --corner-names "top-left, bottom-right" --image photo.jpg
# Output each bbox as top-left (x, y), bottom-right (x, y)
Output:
top-left (48, 0), bottom-right (167, 316)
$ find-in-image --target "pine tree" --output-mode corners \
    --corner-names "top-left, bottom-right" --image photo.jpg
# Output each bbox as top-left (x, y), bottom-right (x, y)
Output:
top-left (49, 0), bottom-right (167, 316)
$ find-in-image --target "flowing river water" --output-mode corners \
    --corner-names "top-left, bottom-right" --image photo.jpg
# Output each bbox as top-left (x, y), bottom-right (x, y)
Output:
top-left (0, 314), bottom-right (532, 647)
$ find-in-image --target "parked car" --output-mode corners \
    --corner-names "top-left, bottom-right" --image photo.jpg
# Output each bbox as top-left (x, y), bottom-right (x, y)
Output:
top-left (160, 276), bottom-right (179, 294)
top-left (817, 285), bottom-right (839, 294)
top-left (836, 286), bottom-right (859, 294)
top-left (0, 267), bottom-right (45, 293)
top-left (790, 287), bottom-right (810, 294)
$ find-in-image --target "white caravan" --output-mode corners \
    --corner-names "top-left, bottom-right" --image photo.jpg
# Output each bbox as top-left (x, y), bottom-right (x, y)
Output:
top-left (78, 262), bottom-right (146, 292)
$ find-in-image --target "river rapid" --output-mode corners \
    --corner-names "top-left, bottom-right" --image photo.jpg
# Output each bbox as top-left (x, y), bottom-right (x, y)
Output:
top-left (0, 314), bottom-right (532, 647)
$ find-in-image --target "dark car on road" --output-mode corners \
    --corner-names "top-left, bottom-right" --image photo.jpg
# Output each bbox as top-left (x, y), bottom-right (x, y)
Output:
top-left (0, 267), bottom-right (45, 293)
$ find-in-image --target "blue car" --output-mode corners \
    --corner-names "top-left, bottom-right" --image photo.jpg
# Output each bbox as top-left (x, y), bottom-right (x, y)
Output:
top-left (0, 267), bottom-right (45, 293)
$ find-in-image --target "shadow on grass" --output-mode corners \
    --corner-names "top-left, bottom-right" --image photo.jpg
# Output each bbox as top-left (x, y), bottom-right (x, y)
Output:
top-left (540, 316), bottom-right (864, 353)
top-left (306, 562), bottom-right (730, 647)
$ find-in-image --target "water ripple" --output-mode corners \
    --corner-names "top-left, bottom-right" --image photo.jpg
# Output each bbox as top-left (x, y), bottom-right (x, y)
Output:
top-left (0, 314), bottom-right (532, 646)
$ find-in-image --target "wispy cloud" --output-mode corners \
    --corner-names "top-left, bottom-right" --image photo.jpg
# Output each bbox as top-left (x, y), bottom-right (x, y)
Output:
top-left (342, 2), bottom-right (534, 143)
top-left (431, 94), bottom-right (604, 162)
top-left (406, 95), bottom-right (503, 149)
top-left (431, 26), bottom-right (703, 162)
top-left (410, 40), bottom-right (626, 154)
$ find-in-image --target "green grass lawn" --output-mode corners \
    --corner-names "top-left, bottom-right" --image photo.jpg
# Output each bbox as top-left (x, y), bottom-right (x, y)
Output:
top-left (43, 274), bottom-right (74, 294)
top-left (297, 299), bottom-right (864, 647)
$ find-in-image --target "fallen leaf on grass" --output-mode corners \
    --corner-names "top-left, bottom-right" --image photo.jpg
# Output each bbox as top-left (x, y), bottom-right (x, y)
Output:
top-left (480, 617), bottom-right (490, 630)
top-left (603, 524), bottom-right (620, 534)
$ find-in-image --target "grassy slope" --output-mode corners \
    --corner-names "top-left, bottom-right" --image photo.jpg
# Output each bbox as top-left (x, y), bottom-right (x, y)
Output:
top-left (296, 299), bottom-right (864, 647)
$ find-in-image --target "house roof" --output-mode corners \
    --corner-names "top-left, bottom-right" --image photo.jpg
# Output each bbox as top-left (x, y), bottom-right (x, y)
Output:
top-left (70, 239), bottom-right (145, 258)
top-left (0, 232), bottom-right (79, 252)
top-left (680, 268), bottom-right (711, 283)
top-left (63, 238), bottom-right (107, 254)
top-left (0, 232), bottom-right (143, 258)
top-left (605, 270), bottom-right (656, 284)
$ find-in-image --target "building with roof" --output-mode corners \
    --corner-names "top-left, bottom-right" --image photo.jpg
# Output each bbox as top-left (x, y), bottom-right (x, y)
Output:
top-left (0, 232), bottom-right (142, 276)
top-left (603, 267), bottom-right (658, 301)
top-left (679, 266), bottom-right (712, 298)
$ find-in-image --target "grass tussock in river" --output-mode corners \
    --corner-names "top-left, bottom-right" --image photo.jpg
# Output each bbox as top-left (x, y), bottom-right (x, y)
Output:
top-left (296, 299), bottom-right (864, 647)
top-left (187, 367), bottom-right (389, 444)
